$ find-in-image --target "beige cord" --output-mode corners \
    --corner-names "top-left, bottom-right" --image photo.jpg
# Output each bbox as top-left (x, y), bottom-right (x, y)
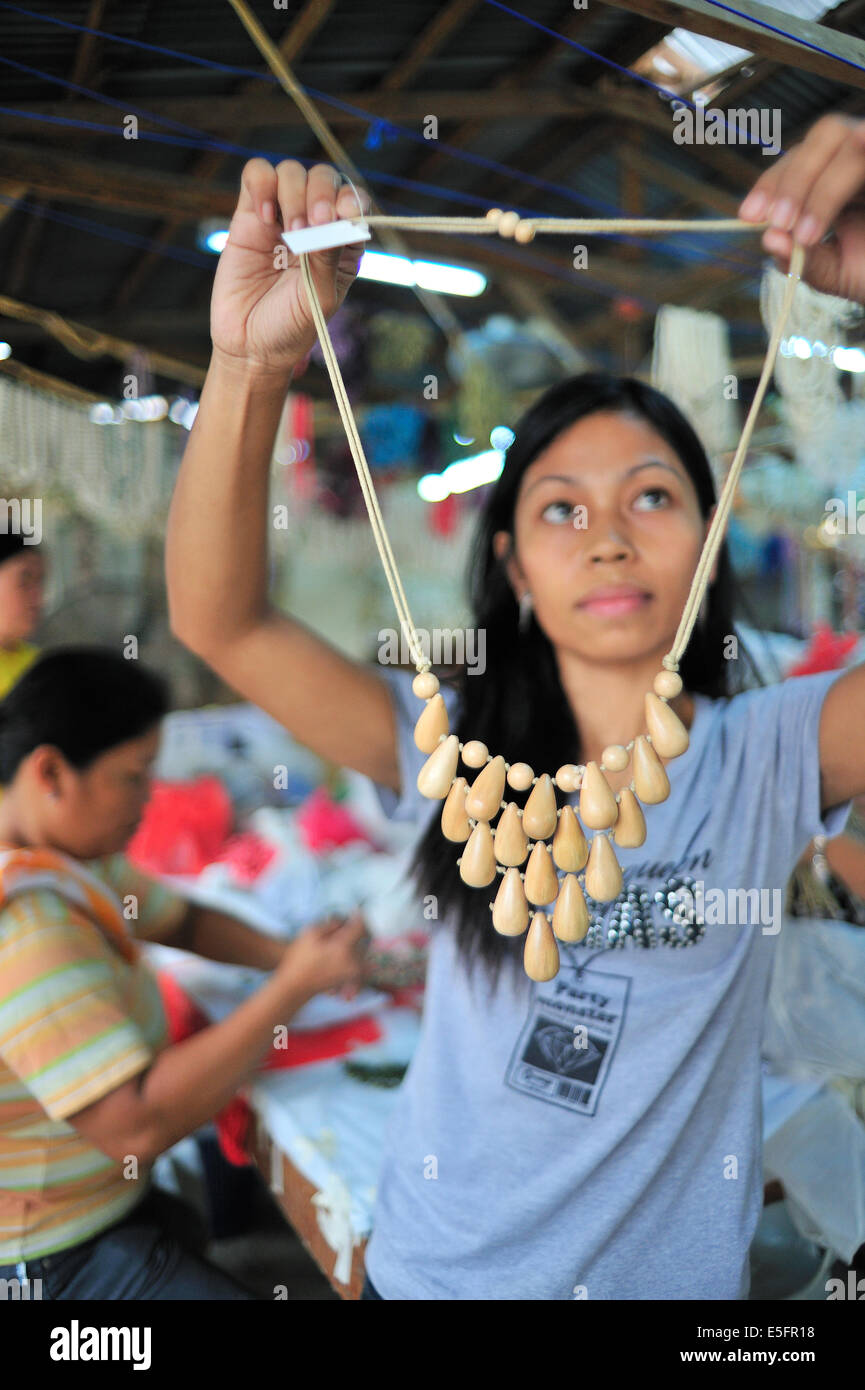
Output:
top-left (298, 253), bottom-right (430, 672)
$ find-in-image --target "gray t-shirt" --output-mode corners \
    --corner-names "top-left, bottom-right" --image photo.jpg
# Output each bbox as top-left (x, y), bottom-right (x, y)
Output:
top-left (365, 666), bottom-right (852, 1300)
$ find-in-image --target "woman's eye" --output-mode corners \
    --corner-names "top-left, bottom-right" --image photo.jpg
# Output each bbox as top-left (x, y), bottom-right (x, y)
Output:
top-left (634, 487), bottom-right (671, 510)
top-left (541, 500), bottom-right (575, 524)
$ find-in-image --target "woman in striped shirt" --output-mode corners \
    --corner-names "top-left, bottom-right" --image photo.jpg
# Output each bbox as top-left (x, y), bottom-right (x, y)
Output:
top-left (0, 647), bottom-right (366, 1299)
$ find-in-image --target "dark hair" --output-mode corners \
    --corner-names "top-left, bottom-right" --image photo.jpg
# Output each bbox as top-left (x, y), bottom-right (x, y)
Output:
top-left (408, 372), bottom-right (762, 990)
top-left (0, 647), bottom-right (170, 783)
top-left (0, 533), bottom-right (36, 567)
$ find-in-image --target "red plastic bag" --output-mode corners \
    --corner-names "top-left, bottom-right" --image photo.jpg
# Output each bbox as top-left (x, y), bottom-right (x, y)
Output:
top-left (127, 776), bottom-right (233, 876)
top-left (295, 786), bottom-right (375, 855)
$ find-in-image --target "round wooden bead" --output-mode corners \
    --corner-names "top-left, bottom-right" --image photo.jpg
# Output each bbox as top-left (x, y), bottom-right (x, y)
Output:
top-left (412, 671), bottom-right (439, 699)
top-left (524, 911), bottom-right (560, 981)
top-left (601, 744), bottom-right (629, 773)
top-left (497, 210), bottom-right (520, 237)
top-left (492, 867), bottom-right (529, 936)
top-left (514, 220), bottom-right (535, 244)
top-left (485, 206), bottom-right (503, 222)
top-left (462, 739), bottom-right (489, 769)
top-left (555, 763), bottom-right (580, 793)
top-left (507, 762), bottom-right (534, 792)
top-left (653, 669), bottom-right (683, 699)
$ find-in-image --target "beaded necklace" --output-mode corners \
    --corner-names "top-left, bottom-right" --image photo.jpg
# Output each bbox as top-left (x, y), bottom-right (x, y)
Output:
top-left (294, 216), bottom-right (805, 980)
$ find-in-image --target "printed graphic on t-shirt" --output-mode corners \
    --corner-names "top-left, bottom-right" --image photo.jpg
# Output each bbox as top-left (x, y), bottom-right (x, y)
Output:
top-left (505, 967), bottom-right (629, 1116)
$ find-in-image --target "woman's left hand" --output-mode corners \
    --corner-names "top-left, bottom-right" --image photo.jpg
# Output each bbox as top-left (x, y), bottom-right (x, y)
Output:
top-left (738, 114), bottom-right (865, 304)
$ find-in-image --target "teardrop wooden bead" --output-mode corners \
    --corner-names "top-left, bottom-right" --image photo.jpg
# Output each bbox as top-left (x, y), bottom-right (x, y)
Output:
top-left (459, 821), bottom-right (497, 887)
top-left (507, 761), bottom-right (534, 792)
top-left (601, 744), bottom-right (629, 772)
top-left (613, 788), bottom-right (646, 848)
top-left (412, 671), bottom-right (439, 699)
top-left (524, 911), bottom-right (560, 982)
top-left (579, 760), bottom-right (619, 830)
top-left (461, 739), bottom-right (488, 769)
top-left (653, 668), bottom-right (682, 699)
top-left (644, 691), bottom-right (689, 759)
top-left (465, 754), bottom-right (506, 821)
top-left (552, 804), bottom-right (589, 872)
top-left (524, 841), bottom-right (559, 905)
top-left (552, 873), bottom-right (589, 943)
top-left (522, 773), bottom-right (558, 840)
top-left (493, 801), bottom-right (528, 866)
top-left (417, 734), bottom-right (459, 800)
top-left (584, 834), bottom-right (623, 901)
top-left (632, 735), bottom-right (670, 805)
top-left (492, 866), bottom-right (529, 936)
top-left (413, 693), bottom-right (449, 754)
top-left (441, 777), bottom-right (471, 843)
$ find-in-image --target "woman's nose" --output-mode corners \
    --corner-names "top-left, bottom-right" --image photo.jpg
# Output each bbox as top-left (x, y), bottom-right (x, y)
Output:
top-left (585, 527), bottom-right (633, 562)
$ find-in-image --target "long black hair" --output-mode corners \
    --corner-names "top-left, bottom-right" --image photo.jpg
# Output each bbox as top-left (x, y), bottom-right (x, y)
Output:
top-left (409, 372), bottom-right (762, 990)
top-left (0, 647), bottom-right (169, 783)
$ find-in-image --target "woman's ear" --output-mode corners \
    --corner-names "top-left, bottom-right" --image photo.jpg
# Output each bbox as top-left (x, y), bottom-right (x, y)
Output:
top-left (493, 530), bottom-right (525, 598)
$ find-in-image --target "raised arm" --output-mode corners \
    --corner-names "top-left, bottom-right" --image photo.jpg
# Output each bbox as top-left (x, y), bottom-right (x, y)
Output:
top-left (166, 158), bottom-right (399, 792)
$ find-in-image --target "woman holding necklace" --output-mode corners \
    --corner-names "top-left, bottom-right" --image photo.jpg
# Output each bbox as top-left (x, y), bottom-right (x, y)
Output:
top-left (167, 114), bottom-right (865, 1299)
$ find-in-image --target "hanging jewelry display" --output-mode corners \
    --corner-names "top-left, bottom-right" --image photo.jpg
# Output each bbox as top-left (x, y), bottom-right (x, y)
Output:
top-left (292, 209), bottom-right (806, 981)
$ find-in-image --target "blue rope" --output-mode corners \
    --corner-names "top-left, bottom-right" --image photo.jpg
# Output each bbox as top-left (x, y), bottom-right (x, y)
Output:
top-left (0, 189), bottom-right (213, 267)
top-left (0, 0), bottom-right (766, 258)
top-left (702, 0), bottom-right (865, 78)
top-left (483, 0), bottom-right (786, 154)
top-left (0, 88), bottom-right (756, 271)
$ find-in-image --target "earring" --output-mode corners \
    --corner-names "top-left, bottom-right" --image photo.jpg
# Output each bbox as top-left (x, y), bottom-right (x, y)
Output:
top-left (518, 591), bottom-right (533, 633)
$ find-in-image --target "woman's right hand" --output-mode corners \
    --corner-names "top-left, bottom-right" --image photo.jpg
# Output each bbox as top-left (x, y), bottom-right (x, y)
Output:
top-left (276, 912), bottom-right (368, 1001)
top-left (210, 159), bottom-right (370, 374)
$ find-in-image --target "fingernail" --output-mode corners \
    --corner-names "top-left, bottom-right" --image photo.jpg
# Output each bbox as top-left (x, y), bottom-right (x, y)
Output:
top-left (261, 200), bottom-right (274, 225)
top-left (312, 199), bottom-right (333, 224)
top-left (770, 198), bottom-right (795, 230)
top-left (290, 215), bottom-right (306, 231)
top-left (739, 191), bottom-right (767, 220)
top-left (795, 213), bottom-right (819, 245)
top-left (763, 229), bottom-right (789, 255)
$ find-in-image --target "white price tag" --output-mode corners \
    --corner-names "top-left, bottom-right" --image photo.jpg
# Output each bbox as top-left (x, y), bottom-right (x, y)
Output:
top-left (281, 219), bottom-right (371, 255)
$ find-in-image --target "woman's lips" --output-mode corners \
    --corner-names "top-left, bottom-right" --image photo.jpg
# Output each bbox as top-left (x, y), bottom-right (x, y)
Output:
top-left (577, 588), bottom-right (651, 616)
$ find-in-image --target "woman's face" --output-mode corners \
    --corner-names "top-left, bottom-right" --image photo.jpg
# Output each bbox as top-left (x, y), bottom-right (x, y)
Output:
top-left (39, 726), bottom-right (161, 860)
top-left (0, 551), bottom-right (45, 644)
top-left (497, 410), bottom-right (713, 666)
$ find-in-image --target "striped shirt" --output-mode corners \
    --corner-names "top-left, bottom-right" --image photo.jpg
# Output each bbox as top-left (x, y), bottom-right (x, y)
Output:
top-left (0, 853), bottom-right (186, 1261)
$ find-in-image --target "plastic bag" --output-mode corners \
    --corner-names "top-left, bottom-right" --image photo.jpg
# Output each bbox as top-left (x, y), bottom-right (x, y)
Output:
top-left (127, 775), bottom-right (233, 876)
top-left (763, 916), bottom-right (865, 1081)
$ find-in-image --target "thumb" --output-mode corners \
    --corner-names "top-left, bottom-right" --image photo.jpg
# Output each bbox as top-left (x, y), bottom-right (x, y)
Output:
top-left (762, 227), bottom-right (842, 297)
